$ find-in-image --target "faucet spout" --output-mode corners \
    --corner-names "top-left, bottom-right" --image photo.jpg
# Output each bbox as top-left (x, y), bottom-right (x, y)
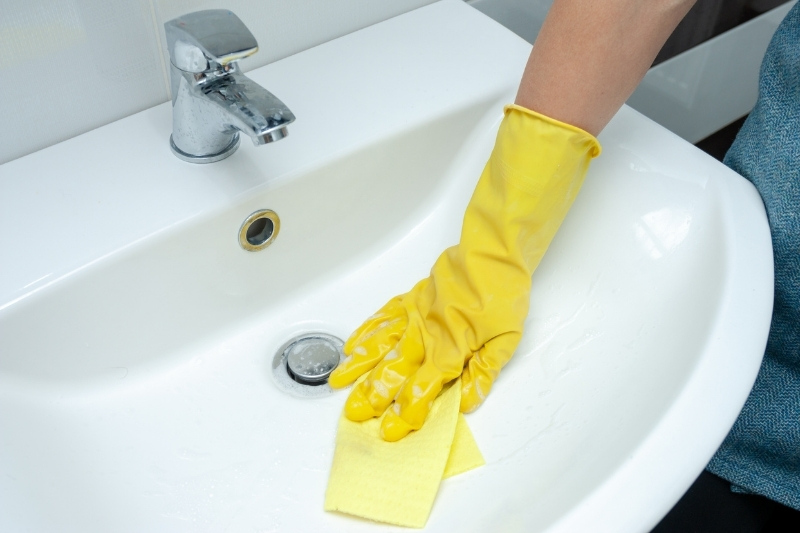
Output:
top-left (165, 10), bottom-right (295, 164)
top-left (214, 70), bottom-right (294, 146)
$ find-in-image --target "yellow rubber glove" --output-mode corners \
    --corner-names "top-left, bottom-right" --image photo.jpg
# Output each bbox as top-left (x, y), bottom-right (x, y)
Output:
top-left (328, 104), bottom-right (601, 441)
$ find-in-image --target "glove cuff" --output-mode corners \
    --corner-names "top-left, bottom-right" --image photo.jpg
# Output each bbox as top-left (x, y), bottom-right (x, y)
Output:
top-left (494, 104), bottom-right (601, 196)
top-left (502, 104), bottom-right (601, 157)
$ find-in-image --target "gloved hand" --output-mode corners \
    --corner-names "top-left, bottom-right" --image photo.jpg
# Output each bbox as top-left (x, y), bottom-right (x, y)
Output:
top-left (328, 104), bottom-right (601, 441)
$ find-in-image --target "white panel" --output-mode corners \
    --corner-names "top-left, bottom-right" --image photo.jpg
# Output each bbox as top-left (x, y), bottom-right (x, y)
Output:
top-left (151, 0), bottom-right (438, 77)
top-left (627, 1), bottom-right (795, 143)
top-left (0, 0), bottom-right (169, 164)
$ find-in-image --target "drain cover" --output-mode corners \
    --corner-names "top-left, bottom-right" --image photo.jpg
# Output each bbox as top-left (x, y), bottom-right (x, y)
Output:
top-left (285, 336), bottom-right (341, 385)
top-left (271, 332), bottom-right (345, 397)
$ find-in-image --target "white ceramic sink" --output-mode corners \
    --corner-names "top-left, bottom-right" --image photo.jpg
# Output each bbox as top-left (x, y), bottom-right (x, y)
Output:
top-left (0, 1), bottom-right (773, 531)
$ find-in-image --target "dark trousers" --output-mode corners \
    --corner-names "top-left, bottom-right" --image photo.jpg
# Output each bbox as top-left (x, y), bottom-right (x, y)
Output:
top-left (651, 471), bottom-right (800, 533)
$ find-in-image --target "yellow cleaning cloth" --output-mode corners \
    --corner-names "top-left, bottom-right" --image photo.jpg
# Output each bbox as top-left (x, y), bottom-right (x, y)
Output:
top-left (443, 413), bottom-right (484, 479)
top-left (325, 379), bottom-right (484, 528)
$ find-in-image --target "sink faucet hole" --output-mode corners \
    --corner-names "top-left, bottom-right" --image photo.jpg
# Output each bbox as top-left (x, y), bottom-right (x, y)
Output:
top-left (239, 210), bottom-right (280, 251)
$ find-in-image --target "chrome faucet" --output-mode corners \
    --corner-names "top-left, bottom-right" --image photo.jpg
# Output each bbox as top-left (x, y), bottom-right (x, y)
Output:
top-left (164, 10), bottom-right (295, 163)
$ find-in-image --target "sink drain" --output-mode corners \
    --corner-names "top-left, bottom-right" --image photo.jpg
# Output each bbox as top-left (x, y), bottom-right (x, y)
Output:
top-left (271, 333), bottom-right (345, 397)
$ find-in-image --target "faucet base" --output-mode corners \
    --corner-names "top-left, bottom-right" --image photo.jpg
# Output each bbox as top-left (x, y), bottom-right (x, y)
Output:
top-left (169, 133), bottom-right (241, 164)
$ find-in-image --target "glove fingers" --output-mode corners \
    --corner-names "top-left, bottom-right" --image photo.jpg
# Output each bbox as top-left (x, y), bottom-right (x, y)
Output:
top-left (380, 359), bottom-right (450, 441)
top-left (328, 310), bottom-right (406, 389)
top-left (460, 331), bottom-right (520, 413)
top-left (333, 278), bottom-right (432, 389)
top-left (342, 378), bottom-right (385, 421)
top-left (342, 296), bottom-right (404, 354)
top-left (342, 323), bottom-right (426, 422)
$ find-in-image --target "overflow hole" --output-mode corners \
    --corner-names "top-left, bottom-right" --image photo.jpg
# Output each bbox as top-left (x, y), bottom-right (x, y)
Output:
top-left (246, 217), bottom-right (274, 246)
top-left (239, 209), bottom-right (280, 251)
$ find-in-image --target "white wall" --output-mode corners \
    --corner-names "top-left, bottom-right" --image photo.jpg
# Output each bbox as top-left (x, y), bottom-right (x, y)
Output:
top-left (0, 0), bottom-right (436, 165)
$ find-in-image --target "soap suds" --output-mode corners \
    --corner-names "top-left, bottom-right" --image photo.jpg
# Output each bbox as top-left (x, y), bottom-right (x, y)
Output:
top-left (476, 382), bottom-right (486, 401)
top-left (373, 381), bottom-right (390, 398)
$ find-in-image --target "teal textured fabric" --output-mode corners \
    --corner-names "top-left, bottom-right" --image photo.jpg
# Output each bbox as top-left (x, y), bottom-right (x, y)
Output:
top-left (706, 2), bottom-right (800, 511)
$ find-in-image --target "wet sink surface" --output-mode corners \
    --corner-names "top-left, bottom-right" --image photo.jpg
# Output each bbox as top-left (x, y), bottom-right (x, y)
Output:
top-left (0, 1), bottom-right (772, 531)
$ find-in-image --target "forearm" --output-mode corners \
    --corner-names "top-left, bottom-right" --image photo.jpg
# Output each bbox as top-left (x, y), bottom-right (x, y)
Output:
top-left (516, 0), bottom-right (695, 136)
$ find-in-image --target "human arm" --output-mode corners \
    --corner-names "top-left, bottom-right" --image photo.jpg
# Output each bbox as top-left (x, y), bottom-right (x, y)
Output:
top-left (517, 0), bottom-right (695, 136)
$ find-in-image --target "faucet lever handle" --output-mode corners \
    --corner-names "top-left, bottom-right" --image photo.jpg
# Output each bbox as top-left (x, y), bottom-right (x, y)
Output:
top-left (165, 10), bottom-right (258, 73)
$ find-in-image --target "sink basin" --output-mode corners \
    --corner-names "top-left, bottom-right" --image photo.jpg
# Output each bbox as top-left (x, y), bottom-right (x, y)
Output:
top-left (0, 1), bottom-right (773, 531)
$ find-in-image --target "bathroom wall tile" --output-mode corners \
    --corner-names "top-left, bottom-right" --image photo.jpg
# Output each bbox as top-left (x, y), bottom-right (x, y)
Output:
top-left (0, 0), bottom-right (169, 164)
